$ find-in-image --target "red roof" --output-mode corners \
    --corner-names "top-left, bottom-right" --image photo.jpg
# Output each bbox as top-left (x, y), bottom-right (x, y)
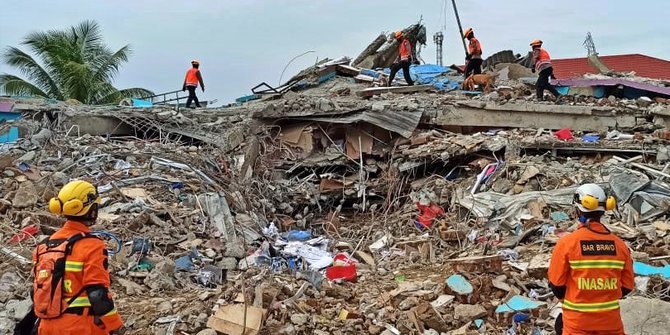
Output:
top-left (552, 54), bottom-right (670, 80)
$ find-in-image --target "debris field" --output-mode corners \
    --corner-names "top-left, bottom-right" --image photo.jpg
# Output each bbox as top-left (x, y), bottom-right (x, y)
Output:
top-left (2, 23), bottom-right (670, 335)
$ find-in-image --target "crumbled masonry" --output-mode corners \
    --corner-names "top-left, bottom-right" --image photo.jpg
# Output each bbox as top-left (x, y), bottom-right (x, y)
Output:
top-left (1, 33), bottom-right (670, 335)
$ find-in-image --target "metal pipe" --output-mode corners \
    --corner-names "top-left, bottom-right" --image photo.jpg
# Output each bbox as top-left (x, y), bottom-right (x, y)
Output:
top-left (451, 0), bottom-right (468, 56)
top-left (278, 50), bottom-right (316, 86)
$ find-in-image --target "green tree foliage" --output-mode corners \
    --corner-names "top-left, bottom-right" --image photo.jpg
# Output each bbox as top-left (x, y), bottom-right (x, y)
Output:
top-left (0, 20), bottom-right (152, 104)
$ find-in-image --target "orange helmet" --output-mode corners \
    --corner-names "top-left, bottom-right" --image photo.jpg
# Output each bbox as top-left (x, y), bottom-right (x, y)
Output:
top-left (463, 28), bottom-right (473, 39)
top-left (530, 39), bottom-right (543, 47)
top-left (394, 31), bottom-right (403, 39)
top-left (191, 60), bottom-right (200, 65)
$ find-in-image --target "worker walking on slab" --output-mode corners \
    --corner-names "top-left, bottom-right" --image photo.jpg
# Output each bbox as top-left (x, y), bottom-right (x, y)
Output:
top-left (547, 184), bottom-right (634, 335)
top-left (530, 40), bottom-right (561, 101)
top-left (183, 60), bottom-right (205, 108)
top-left (23, 180), bottom-right (125, 335)
top-left (463, 28), bottom-right (482, 78)
top-left (387, 31), bottom-right (414, 86)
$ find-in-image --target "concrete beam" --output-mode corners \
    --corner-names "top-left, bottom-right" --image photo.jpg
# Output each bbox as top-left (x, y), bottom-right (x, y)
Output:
top-left (429, 102), bottom-right (641, 131)
top-left (66, 115), bottom-right (133, 136)
top-left (356, 85), bottom-right (433, 98)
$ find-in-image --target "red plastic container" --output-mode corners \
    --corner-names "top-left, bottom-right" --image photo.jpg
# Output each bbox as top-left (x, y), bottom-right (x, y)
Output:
top-left (326, 253), bottom-right (358, 282)
top-left (325, 264), bottom-right (357, 283)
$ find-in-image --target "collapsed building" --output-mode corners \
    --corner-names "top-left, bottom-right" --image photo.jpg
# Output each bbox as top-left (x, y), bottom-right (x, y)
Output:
top-left (2, 23), bottom-right (670, 335)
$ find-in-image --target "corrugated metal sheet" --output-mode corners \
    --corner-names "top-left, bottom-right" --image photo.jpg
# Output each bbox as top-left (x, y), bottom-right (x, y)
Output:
top-left (293, 109), bottom-right (422, 138)
top-left (552, 54), bottom-right (670, 80)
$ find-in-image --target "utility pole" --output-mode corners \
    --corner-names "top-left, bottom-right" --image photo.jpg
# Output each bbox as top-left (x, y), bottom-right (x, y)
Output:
top-left (433, 32), bottom-right (444, 66)
top-left (451, 0), bottom-right (468, 57)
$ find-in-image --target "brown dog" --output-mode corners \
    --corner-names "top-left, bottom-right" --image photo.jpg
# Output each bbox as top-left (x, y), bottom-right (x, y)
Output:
top-left (462, 74), bottom-right (495, 93)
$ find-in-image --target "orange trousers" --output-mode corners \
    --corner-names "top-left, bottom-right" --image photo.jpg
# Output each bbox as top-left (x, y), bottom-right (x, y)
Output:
top-left (38, 313), bottom-right (111, 335)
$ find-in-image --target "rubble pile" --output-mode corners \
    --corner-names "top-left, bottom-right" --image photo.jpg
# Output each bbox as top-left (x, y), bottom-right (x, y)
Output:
top-left (2, 32), bottom-right (670, 335)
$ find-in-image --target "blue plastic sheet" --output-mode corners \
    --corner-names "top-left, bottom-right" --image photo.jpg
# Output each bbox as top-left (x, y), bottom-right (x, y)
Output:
top-left (582, 134), bottom-right (600, 143)
top-left (175, 255), bottom-right (195, 271)
top-left (0, 127), bottom-right (19, 143)
top-left (495, 295), bottom-right (543, 313)
top-left (384, 64), bottom-right (459, 91)
top-left (131, 99), bottom-right (153, 108)
top-left (360, 69), bottom-right (381, 78)
top-left (285, 230), bottom-right (312, 241)
top-left (446, 274), bottom-right (473, 294)
top-left (634, 261), bottom-right (670, 279)
top-left (550, 211), bottom-right (570, 222)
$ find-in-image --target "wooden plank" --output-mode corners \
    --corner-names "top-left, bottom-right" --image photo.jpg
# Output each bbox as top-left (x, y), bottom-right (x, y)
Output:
top-left (336, 64), bottom-right (361, 77)
top-left (356, 85), bottom-right (433, 98)
top-left (206, 304), bottom-right (266, 335)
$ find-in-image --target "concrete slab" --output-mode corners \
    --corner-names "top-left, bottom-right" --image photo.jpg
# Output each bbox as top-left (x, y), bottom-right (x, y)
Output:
top-left (431, 102), bottom-right (640, 132)
top-left (356, 85), bottom-right (433, 98)
top-left (66, 115), bottom-right (133, 136)
top-left (621, 296), bottom-right (670, 335)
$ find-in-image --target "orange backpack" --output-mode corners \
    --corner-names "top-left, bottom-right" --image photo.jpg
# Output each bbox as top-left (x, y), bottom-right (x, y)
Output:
top-left (32, 232), bottom-right (93, 319)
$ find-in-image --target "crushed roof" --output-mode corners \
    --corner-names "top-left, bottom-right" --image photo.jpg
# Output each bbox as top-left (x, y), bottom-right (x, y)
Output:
top-left (552, 54), bottom-right (670, 80)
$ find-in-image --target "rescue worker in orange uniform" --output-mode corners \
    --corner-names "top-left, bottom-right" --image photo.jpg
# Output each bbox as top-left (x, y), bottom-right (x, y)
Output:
top-left (388, 31), bottom-right (414, 86)
top-left (463, 27), bottom-right (482, 78)
top-left (182, 60), bottom-right (205, 109)
top-left (30, 180), bottom-right (125, 335)
top-left (530, 39), bottom-right (561, 101)
top-left (548, 184), bottom-right (634, 335)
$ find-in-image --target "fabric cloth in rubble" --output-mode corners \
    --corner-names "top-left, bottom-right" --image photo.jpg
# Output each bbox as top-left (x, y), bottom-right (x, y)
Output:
top-left (415, 202), bottom-right (444, 228)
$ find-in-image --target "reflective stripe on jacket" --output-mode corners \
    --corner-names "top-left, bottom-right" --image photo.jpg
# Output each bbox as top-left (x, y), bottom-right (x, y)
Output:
top-left (468, 37), bottom-right (482, 59)
top-left (533, 48), bottom-right (552, 72)
top-left (547, 221), bottom-right (634, 332)
top-left (185, 68), bottom-right (200, 86)
top-left (399, 39), bottom-right (411, 61)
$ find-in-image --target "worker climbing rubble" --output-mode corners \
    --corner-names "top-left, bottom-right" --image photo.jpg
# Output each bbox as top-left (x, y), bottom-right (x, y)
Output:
top-left (548, 184), bottom-right (635, 335)
top-left (387, 31), bottom-right (415, 87)
top-left (463, 27), bottom-right (483, 78)
top-left (530, 39), bottom-right (562, 102)
top-left (182, 60), bottom-right (205, 109)
top-left (21, 181), bottom-right (125, 335)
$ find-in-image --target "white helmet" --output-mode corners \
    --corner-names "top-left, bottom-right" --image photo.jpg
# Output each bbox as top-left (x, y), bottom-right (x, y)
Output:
top-left (573, 183), bottom-right (615, 212)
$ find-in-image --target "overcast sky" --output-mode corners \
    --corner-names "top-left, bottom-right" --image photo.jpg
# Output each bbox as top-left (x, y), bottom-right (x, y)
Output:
top-left (1, 0), bottom-right (668, 105)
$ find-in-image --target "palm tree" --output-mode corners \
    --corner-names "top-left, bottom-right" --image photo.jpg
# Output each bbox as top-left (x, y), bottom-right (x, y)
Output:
top-left (0, 20), bottom-right (152, 105)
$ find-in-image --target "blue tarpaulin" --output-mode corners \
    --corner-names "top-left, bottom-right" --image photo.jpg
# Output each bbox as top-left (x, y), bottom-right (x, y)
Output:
top-left (634, 261), bottom-right (670, 279)
top-left (385, 64), bottom-right (459, 91)
top-left (0, 127), bottom-right (19, 143)
top-left (0, 112), bottom-right (21, 122)
top-left (495, 295), bottom-right (544, 313)
top-left (131, 99), bottom-right (153, 108)
top-left (446, 274), bottom-right (473, 294)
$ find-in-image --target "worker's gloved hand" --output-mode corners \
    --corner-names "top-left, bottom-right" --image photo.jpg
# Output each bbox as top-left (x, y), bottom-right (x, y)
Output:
top-left (531, 68), bottom-right (536, 73)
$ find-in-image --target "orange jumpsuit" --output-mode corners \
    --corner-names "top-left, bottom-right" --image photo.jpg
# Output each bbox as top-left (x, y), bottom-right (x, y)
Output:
top-left (548, 221), bottom-right (634, 335)
top-left (32, 220), bottom-right (123, 335)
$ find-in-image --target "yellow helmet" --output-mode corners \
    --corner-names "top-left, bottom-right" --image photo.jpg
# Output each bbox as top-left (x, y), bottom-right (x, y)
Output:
top-left (48, 180), bottom-right (101, 217)
top-left (463, 27), bottom-right (473, 39)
